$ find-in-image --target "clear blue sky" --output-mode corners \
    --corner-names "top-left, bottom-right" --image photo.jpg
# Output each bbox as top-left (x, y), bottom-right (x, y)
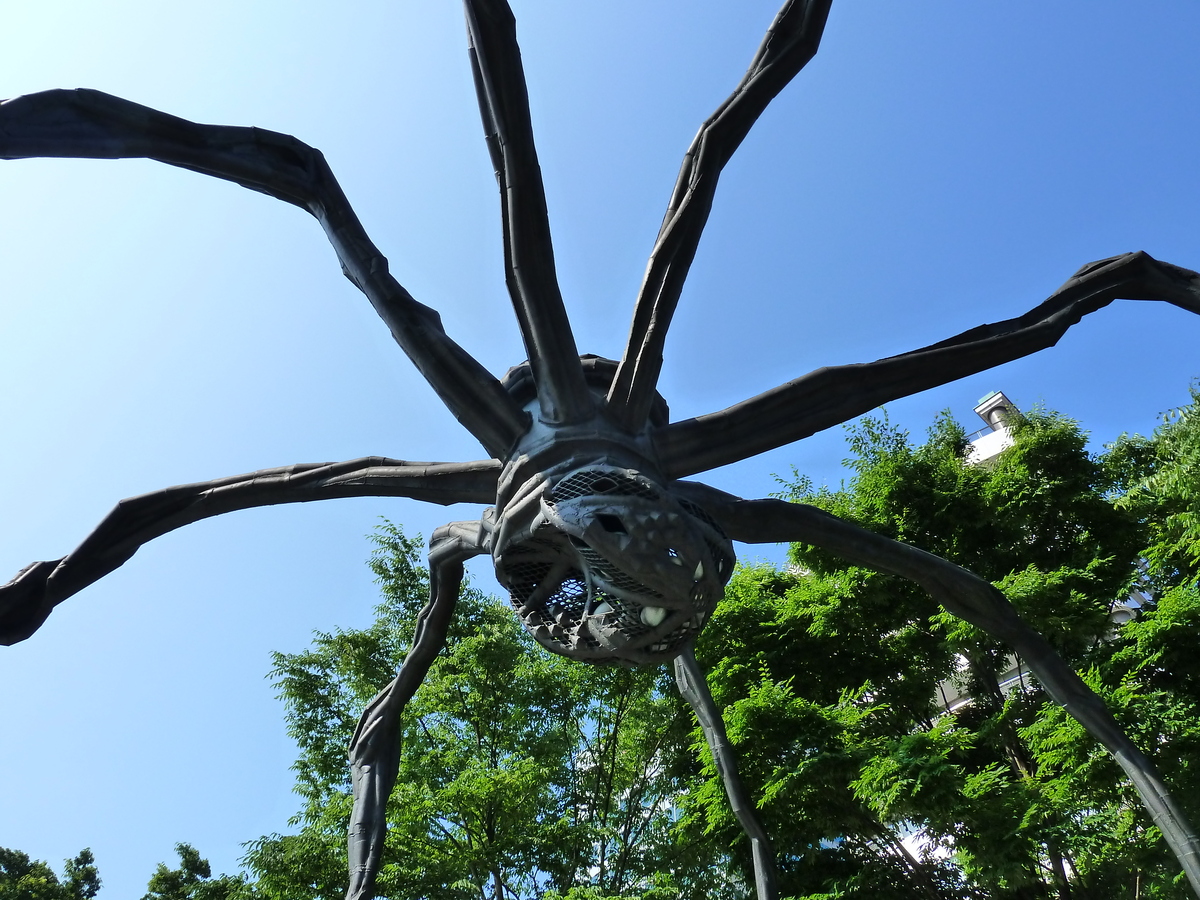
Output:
top-left (2, 2), bottom-right (1197, 895)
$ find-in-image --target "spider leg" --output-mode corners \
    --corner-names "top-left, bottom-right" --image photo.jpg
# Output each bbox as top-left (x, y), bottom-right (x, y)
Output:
top-left (0, 457), bottom-right (497, 645)
top-left (607, 0), bottom-right (834, 432)
top-left (703, 491), bottom-right (1200, 895)
top-left (0, 90), bottom-right (529, 458)
top-left (346, 520), bottom-right (484, 900)
top-left (463, 0), bottom-right (593, 425)
top-left (674, 646), bottom-right (778, 900)
top-left (655, 251), bottom-right (1200, 477)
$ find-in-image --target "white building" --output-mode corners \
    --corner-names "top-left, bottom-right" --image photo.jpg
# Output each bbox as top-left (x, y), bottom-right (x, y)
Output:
top-left (965, 390), bottom-right (1017, 465)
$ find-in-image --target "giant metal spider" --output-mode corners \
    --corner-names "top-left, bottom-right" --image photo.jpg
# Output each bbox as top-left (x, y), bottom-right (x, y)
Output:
top-left (3, 1), bottom-right (1200, 897)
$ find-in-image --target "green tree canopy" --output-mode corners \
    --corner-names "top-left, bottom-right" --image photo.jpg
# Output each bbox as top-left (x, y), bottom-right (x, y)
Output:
top-left (242, 523), bottom-right (712, 900)
top-left (676, 403), bottom-right (1200, 899)
top-left (0, 847), bottom-right (99, 900)
top-left (1113, 382), bottom-right (1200, 584)
top-left (141, 844), bottom-right (250, 900)
top-left (239, 395), bottom-right (1199, 899)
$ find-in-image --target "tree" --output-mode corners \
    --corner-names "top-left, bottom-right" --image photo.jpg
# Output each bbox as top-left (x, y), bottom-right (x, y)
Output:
top-left (243, 523), bottom-right (706, 900)
top-left (0, 847), bottom-right (100, 900)
top-left (142, 844), bottom-right (251, 900)
top-left (674, 406), bottom-right (1200, 898)
top-left (0, 840), bottom-right (251, 900)
top-left (228, 393), bottom-right (1195, 898)
top-left (1113, 382), bottom-right (1200, 586)
top-left (1049, 386), bottom-right (1200, 894)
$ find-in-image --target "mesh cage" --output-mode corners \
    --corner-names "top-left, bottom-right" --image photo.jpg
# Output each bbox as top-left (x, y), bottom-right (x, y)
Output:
top-left (575, 545), bottom-right (663, 598)
top-left (679, 498), bottom-right (726, 537)
top-left (495, 466), bottom-right (734, 665)
top-left (496, 534), bottom-right (696, 663)
top-left (704, 538), bottom-right (736, 581)
top-left (551, 470), bottom-right (658, 503)
top-left (496, 531), bottom-right (601, 656)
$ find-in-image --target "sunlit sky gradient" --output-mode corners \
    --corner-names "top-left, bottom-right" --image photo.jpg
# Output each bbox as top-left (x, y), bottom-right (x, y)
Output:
top-left (2, 2), bottom-right (1197, 895)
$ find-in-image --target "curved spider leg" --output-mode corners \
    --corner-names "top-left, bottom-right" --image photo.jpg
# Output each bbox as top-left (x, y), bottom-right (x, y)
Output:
top-left (0, 457), bottom-right (497, 645)
top-left (347, 519), bottom-right (484, 900)
top-left (0, 90), bottom-right (529, 458)
top-left (463, 0), bottom-right (593, 425)
top-left (674, 645), bottom-right (778, 900)
top-left (607, 0), bottom-right (834, 432)
top-left (695, 488), bottom-right (1200, 896)
top-left (655, 251), bottom-right (1200, 477)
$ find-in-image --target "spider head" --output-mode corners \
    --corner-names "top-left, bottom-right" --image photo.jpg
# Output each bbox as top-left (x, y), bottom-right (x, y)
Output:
top-left (491, 462), bottom-right (735, 665)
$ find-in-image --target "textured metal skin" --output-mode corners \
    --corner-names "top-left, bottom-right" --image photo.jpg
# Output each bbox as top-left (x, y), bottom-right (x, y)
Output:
top-left (491, 459), bottom-right (734, 665)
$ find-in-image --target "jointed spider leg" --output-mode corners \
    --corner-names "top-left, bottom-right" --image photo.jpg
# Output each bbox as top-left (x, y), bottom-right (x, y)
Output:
top-left (656, 251), bottom-right (1200, 477)
top-left (607, 0), bottom-right (833, 432)
top-left (347, 520), bottom-right (484, 900)
top-left (703, 491), bottom-right (1200, 896)
top-left (674, 646), bottom-right (778, 900)
top-left (464, 0), bottom-right (593, 425)
top-left (0, 90), bottom-right (529, 458)
top-left (0, 457), bottom-right (497, 646)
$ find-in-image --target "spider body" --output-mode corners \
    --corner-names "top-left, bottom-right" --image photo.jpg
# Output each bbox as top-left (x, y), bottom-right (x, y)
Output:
top-left (3, 1), bottom-right (1200, 898)
top-left (490, 356), bottom-right (734, 664)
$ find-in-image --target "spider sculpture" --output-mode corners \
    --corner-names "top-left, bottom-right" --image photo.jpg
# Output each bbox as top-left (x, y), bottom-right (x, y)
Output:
top-left (2, 1), bottom-right (1200, 898)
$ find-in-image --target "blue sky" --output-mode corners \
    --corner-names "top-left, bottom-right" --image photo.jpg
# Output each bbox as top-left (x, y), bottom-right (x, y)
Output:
top-left (2, 1), bottom-right (1198, 895)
